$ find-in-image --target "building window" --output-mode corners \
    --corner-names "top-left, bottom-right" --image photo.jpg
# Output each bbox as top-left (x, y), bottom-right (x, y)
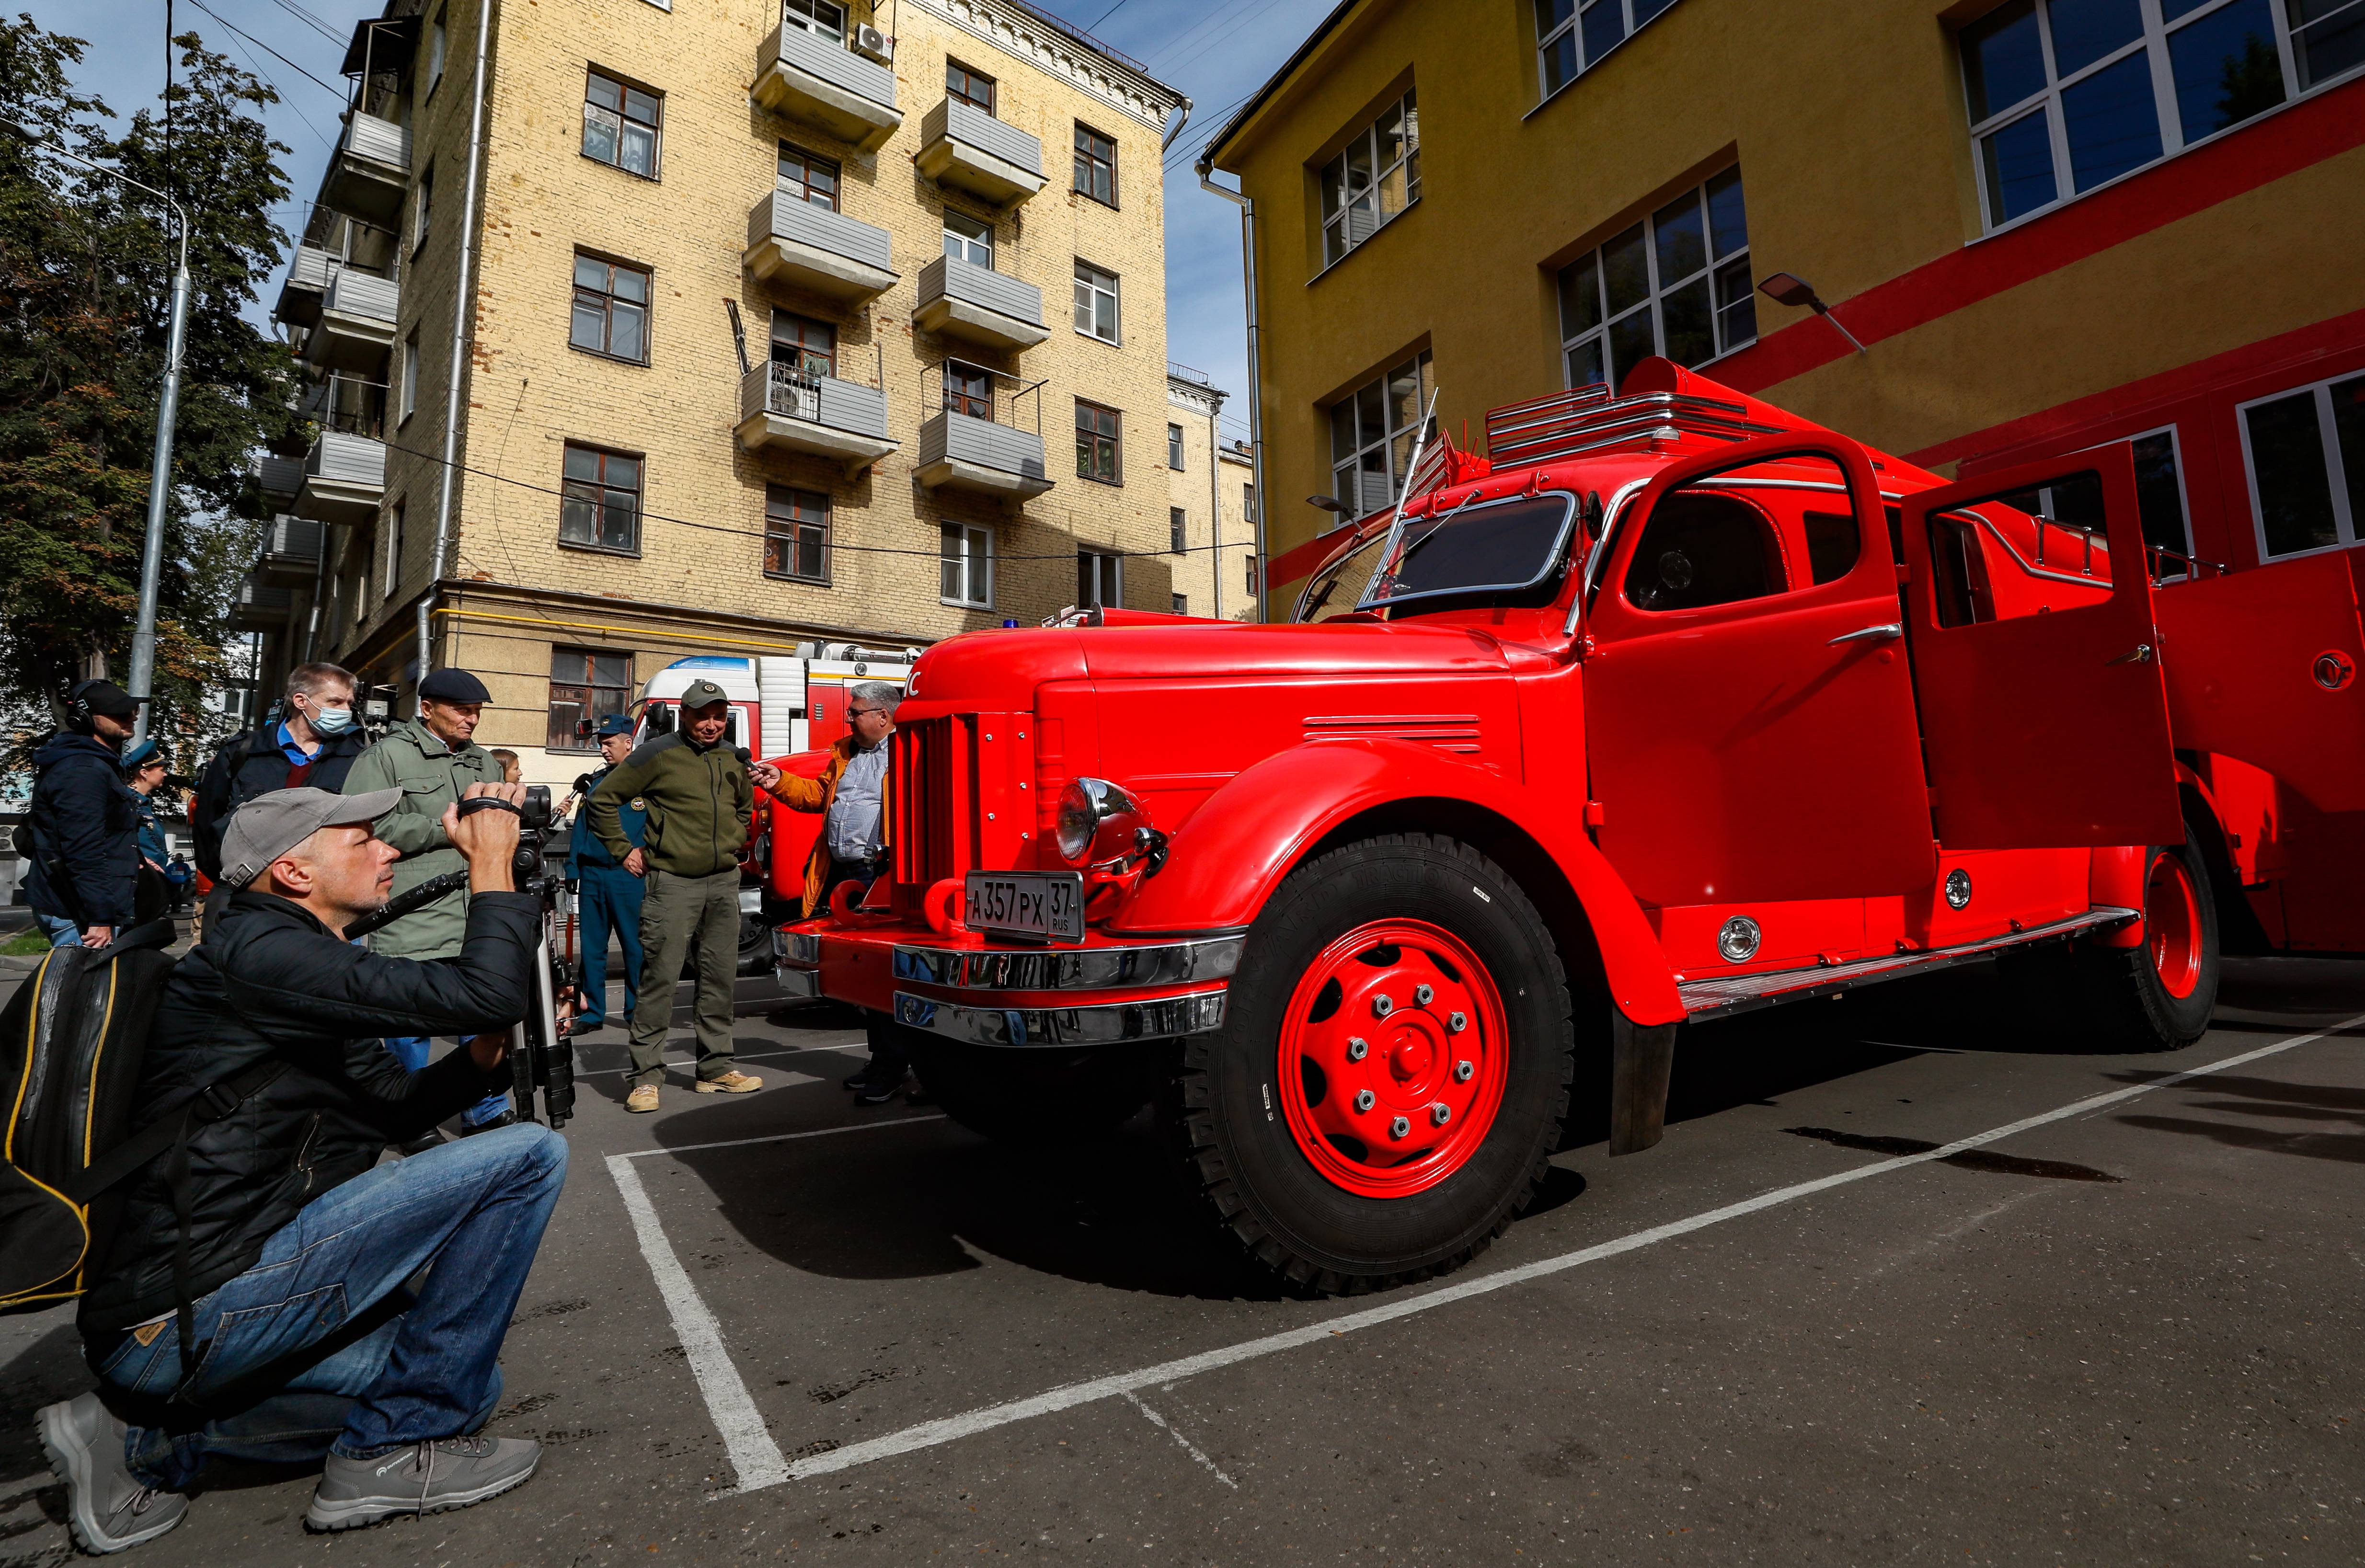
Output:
top-left (1244, 481), bottom-right (1257, 523)
top-left (1959, 0), bottom-right (2348, 232)
top-left (413, 164), bottom-right (432, 253)
top-left (941, 522), bottom-right (993, 607)
top-left (1076, 399), bottom-right (1120, 483)
top-left (584, 70), bottom-right (661, 178)
top-left (782, 0), bottom-right (845, 42)
top-left (1078, 548), bottom-right (1122, 608)
top-left (383, 500), bottom-right (404, 595)
top-left (1537, 0), bottom-right (1682, 98)
top-left (764, 485), bottom-right (830, 582)
top-left (1557, 166), bottom-right (1751, 393)
top-left (549, 646), bottom-right (631, 751)
top-left (771, 309), bottom-right (836, 378)
top-left (1170, 506), bottom-right (1188, 552)
top-left (944, 360), bottom-right (993, 419)
top-left (1073, 123), bottom-right (1117, 206)
top-left (399, 326), bottom-right (419, 422)
top-left (1168, 423), bottom-right (1186, 469)
top-left (2239, 369), bottom-right (2365, 560)
top-left (778, 142), bottom-right (839, 209)
top-left (942, 208), bottom-right (993, 267)
top-left (947, 60), bottom-right (996, 113)
top-left (1320, 87), bottom-right (1419, 267)
top-left (1074, 261), bottom-right (1118, 343)
top-left (570, 255), bottom-right (650, 364)
top-left (424, 10), bottom-right (445, 97)
top-left (1171, 593), bottom-right (1188, 615)
top-left (559, 444), bottom-right (642, 554)
top-left (1328, 350), bottom-right (1433, 518)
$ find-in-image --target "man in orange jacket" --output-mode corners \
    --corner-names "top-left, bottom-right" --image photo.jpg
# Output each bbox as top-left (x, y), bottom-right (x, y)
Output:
top-left (750, 682), bottom-right (911, 1103)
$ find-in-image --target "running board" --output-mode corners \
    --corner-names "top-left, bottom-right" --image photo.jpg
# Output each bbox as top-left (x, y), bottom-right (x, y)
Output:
top-left (1676, 906), bottom-right (2142, 1022)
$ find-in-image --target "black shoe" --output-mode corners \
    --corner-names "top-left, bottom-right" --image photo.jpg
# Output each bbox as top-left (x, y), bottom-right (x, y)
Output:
top-left (843, 1068), bottom-right (886, 1092)
top-left (456, 1110), bottom-right (517, 1136)
top-left (903, 1084), bottom-right (933, 1107)
top-left (390, 1131), bottom-right (444, 1157)
top-left (852, 1076), bottom-right (905, 1106)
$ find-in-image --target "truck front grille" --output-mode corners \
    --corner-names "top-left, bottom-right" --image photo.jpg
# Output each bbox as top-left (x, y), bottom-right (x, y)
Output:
top-left (892, 715), bottom-right (971, 888)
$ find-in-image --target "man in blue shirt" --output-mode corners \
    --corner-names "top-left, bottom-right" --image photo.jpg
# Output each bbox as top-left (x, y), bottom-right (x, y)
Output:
top-left (568, 714), bottom-right (647, 1033)
top-left (193, 664), bottom-right (369, 926)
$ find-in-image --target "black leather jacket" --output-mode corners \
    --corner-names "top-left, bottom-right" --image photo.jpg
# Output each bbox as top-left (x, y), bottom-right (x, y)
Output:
top-left (80, 888), bottom-right (540, 1334)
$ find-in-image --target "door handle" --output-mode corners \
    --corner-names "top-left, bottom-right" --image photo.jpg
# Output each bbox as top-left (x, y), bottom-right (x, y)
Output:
top-left (2105, 643), bottom-right (2153, 665)
top-left (1828, 622), bottom-right (1904, 646)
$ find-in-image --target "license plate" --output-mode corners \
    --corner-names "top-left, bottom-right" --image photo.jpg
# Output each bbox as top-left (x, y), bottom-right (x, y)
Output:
top-left (964, 870), bottom-right (1085, 943)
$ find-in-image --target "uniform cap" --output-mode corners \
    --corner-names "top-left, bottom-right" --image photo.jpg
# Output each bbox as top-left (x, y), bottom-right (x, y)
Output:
top-left (679, 679), bottom-right (730, 710)
top-left (596, 712), bottom-right (636, 736)
top-left (218, 785), bottom-right (401, 889)
top-left (121, 739), bottom-right (164, 772)
top-left (418, 667), bottom-right (491, 703)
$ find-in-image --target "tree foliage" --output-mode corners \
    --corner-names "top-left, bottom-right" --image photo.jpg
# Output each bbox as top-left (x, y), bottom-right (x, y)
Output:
top-left (0, 15), bottom-right (298, 760)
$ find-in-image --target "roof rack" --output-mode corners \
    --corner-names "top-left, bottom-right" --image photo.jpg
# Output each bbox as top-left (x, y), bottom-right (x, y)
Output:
top-left (1485, 387), bottom-right (1787, 469)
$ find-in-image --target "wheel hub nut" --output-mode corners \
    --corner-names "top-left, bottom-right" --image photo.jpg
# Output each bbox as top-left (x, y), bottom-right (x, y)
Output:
top-left (1431, 1102), bottom-right (1451, 1126)
top-left (1355, 1089), bottom-right (1376, 1112)
top-left (1372, 994), bottom-right (1395, 1017)
top-left (1346, 1036), bottom-right (1368, 1061)
top-left (1414, 983), bottom-right (1435, 1006)
top-left (1389, 1115), bottom-right (1411, 1140)
top-left (1453, 1058), bottom-right (1474, 1083)
top-left (1447, 1011), bottom-right (1468, 1033)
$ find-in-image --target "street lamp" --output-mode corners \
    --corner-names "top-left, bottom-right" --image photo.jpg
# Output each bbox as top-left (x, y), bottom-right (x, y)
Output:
top-left (1757, 271), bottom-right (1868, 357)
top-left (1, 117), bottom-right (192, 746)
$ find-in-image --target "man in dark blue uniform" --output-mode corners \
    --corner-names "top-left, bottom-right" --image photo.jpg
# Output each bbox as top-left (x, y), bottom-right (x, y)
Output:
top-left (568, 714), bottom-right (647, 1033)
top-left (24, 680), bottom-right (145, 949)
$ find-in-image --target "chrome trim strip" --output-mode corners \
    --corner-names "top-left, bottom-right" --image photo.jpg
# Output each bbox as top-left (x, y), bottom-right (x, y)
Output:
top-left (780, 930), bottom-right (821, 966)
top-left (892, 935), bottom-right (1244, 991)
top-left (772, 967), bottom-right (819, 998)
top-left (893, 989), bottom-right (1227, 1047)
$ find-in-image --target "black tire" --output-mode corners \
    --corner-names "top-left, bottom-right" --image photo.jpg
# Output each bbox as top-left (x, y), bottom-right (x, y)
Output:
top-left (1166, 833), bottom-right (1575, 1295)
top-left (736, 912), bottom-right (773, 977)
top-left (905, 1032), bottom-right (1167, 1146)
top-left (2004, 830), bottom-right (2220, 1050)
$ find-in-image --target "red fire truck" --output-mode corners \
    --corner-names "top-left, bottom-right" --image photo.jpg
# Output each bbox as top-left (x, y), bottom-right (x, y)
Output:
top-left (773, 357), bottom-right (2364, 1293)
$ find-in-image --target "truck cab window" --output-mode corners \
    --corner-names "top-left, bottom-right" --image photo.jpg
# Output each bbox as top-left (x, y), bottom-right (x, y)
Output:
top-left (1929, 513), bottom-right (1998, 627)
top-left (1623, 492), bottom-right (1785, 611)
top-left (1802, 510), bottom-right (1861, 585)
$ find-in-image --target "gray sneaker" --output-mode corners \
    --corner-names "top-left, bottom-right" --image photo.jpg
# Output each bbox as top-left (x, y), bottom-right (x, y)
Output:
top-left (304, 1435), bottom-right (541, 1532)
top-left (36, 1390), bottom-right (190, 1554)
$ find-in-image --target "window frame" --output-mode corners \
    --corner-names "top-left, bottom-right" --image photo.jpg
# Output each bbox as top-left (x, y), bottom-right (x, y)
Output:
top-left (1170, 505), bottom-right (1188, 553)
top-left (940, 521), bottom-right (995, 608)
top-left (398, 325), bottom-right (420, 423)
top-left (424, 9), bottom-right (446, 99)
top-left (1168, 423), bottom-right (1186, 469)
top-left (946, 60), bottom-right (996, 114)
top-left (1535, 0), bottom-right (1684, 105)
top-left (1318, 86), bottom-right (1420, 270)
top-left (558, 442), bottom-right (645, 558)
top-left (1077, 547), bottom-right (1123, 608)
top-left (942, 206), bottom-right (994, 268)
top-left (1073, 260), bottom-right (1119, 344)
top-left (412, 164), bottom-right (433, 255)
top-left (382, 499), bottom-right (404, 597)
top-left (1073, 123), bottom-right (1118, 207)
top-left (763, 484), bottom-right (832, 584)
top-left (583, 68), bottom-right (664, 181)
top-left (943, 359), bottom-right (994, 419)
top-left (1076, 398), bottom-right (1122, 485)
top-left (769, 308), bottom-right (838, 379)
top-left (2236, 366), bottom-right (2365, 564)
top-left (548, 645), bottom-right (633, 753)
top-left (1556, 166), bottom-right (1752, 394)
top-left (1327, 349), bottom-right (1434, 519)
top-left (782, 0), bottom-right (846, 43)
top-left (777, 140), bottom-right (840, 210)
top-left (569, 252), bottom-right (653, 366)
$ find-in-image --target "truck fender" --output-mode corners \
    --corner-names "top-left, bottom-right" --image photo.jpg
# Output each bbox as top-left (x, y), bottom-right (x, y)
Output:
top-left (1108, 738), bottom-right (1686, 1026)
top-left (2089, 845), bottom-right (2147, 949)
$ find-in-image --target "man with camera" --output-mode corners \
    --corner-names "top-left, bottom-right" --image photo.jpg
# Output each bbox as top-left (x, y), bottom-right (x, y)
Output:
top-left (38, 780), bottom-right (566, 1551)
top-left (567, 714), bottom-right (646, 1034)
top-left (23, 679), bottom-right (147, 950)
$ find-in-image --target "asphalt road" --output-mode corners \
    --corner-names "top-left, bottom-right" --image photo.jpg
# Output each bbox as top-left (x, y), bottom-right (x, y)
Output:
top-left (5, 957), bottom-right (2364, 1566)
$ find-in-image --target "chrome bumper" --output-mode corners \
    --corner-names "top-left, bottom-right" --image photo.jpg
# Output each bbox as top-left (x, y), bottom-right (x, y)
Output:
top-left (890, 934), bottom-right (1242, 990)
top-left (892, 989), bottom-right (1226, 1047)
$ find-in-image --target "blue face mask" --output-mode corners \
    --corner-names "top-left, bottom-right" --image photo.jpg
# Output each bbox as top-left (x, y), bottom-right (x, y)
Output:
top-left (310, 705), bottom-right (356, 736)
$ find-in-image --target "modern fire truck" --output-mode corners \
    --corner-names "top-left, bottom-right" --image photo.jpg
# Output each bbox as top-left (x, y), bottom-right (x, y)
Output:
top-left (770, 357), bottom-right (2364, 1293)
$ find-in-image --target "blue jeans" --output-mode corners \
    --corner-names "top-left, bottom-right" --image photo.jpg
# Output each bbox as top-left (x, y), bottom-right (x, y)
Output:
top-left (574, 863), bottom-right (644, 1029)
top-left (91, 1123), bottom-right (568, 1490)
top-left (37, 912), bottom-right (82, 947)
top-left (384, 1037), bottom-right (512, 1126)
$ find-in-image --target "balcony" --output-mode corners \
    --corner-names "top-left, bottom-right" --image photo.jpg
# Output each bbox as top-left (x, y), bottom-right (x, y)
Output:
top-left (253, 453), bottom-right (304, 508)
top-left (230, 575), bottom-right (295, 632)
top-left (916, 98), bottom-right (1045, 206)
top-left (321, 111), bottom-right (411, 226)
top-left (299, 267), bottom-right (401, 374)
top-left (735, 360), bottom-right (896, 477)
top-left (744, 191), bottom-right (896, 303)
top-left (274, 245), bottom-right (337, 328)
top-left (256, 515), bottom-right (326, 586)
top-left (296, 428), bottom-right (387, 525)
top-left (917, 409), bottom-right (1051, 504)
top-left (912, 255), bottom-right (1048, 352)
top-left (752, 22), bottom-right (900, 152)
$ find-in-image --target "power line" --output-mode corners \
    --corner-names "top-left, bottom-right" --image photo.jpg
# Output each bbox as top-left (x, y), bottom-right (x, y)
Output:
top-left (265, 0), bottom-right (347, 45)
top-left (183, 0), bottom-right (346, 98)
top-left (1082, 0), bottom-right (1140, 28)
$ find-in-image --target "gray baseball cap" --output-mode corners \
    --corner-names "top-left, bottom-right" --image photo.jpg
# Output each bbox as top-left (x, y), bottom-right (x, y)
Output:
top-left (679, 679), bottom-right (731, 710)
top-left (219, 786), bottom-right (400, 889)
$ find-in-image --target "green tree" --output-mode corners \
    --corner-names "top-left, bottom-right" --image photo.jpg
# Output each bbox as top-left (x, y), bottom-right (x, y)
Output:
top-left (0, 15), bottom-right (299, 766)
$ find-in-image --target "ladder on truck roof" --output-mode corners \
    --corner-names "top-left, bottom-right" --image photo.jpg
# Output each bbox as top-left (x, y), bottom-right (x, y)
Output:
top-left (1484, 386), bottom-right (1789, 471)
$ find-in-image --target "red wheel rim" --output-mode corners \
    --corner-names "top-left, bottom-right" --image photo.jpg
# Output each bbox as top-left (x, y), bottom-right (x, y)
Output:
top-left (2145, 850), bottom-right (2203, 1000)
top-left (1274, 919), bottom-right (1510, 1199)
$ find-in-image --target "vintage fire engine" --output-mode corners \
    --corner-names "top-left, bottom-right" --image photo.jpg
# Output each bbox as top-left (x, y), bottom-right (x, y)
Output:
top-left (774, 357), bottom-right (2365, 1293)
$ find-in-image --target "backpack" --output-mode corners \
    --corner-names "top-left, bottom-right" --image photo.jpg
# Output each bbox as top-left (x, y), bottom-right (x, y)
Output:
top-left (0, 921), bottom-right (276, 1314)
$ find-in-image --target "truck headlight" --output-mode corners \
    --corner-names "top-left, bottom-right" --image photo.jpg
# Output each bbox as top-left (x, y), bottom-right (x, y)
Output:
top-left (1056, 777), bottom-right (1145, 865)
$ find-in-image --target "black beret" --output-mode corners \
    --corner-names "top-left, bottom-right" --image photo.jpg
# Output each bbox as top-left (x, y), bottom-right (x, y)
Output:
top-left (418, 667), bottom-right (492, 703)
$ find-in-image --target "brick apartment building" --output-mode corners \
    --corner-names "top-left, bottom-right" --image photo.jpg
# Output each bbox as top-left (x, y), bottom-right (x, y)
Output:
top-left (1163, 369), bottom-right (1258, 621)
top-left (242, 0), bottom-right (1186, 781)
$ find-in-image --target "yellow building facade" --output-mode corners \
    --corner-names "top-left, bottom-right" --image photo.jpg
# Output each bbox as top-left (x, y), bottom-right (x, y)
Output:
top-left (254, 0), bottom-right (1184, 781)
top-left (1199, 0), bottom-right (2365, 605)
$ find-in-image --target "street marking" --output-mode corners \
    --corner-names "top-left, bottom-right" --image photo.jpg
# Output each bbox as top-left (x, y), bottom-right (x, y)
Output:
top-left (618, 1113), bottom-right (947, 1160)
top-left (606, 1154), bottom-right (789, 1494)
top-left (759, 1015), bottom-right (2365, 1488)
top-left (574, 1043), bottom-right (866, 1080)
top-left (1122, 1392), bottom-right (1238, 1489)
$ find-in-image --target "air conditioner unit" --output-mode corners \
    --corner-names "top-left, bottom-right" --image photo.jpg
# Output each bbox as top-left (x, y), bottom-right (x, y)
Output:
top-left (852, 24), bottom-right (893, 63)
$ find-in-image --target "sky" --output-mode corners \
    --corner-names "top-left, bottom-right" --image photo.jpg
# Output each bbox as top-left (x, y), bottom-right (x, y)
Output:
top-left (23, 0), bottom-right (1344, 452)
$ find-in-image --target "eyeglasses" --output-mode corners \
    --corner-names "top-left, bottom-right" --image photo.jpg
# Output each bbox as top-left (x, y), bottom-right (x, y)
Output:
top-left (850, 706), bottom-right (884, 719)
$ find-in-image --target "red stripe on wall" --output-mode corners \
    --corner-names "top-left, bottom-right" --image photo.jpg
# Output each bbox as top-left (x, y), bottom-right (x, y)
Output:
top-left (1712, 77), bottom-right (2365, 396)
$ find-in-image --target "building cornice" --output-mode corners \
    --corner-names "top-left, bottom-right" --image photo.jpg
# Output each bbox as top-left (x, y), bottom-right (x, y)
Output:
top-left (1166, 374), bottom-right (1228, 417)
top-left (908, 0), bottom-right (1186, 130)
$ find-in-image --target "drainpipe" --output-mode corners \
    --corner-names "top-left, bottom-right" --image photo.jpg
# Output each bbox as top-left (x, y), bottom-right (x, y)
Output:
top-left (416, 0), bottom-right (494, 699)
top-left (1195, 154), bottom-right (1267, 622)
top-left (1206, 393), bottom-right (1221, 619)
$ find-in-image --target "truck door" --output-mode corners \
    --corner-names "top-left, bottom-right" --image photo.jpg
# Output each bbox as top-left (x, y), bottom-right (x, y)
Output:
top-left (1583, 436), bottom-right (1938, 906)
top-left (1897, 449), bottom-right (2183, 849)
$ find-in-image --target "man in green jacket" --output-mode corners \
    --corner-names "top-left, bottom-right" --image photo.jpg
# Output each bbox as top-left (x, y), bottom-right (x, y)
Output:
top-left (340, 666), bottom-right (510, 1131)
top-left (587, 679), bottom-right (764, 1112)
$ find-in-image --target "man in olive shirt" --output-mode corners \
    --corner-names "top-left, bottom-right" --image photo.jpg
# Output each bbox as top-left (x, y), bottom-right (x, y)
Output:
top-left (587, 680), bottom-right (764, 1112)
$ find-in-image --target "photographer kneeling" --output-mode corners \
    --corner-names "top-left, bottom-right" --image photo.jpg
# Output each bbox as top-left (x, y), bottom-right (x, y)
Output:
top-left (39, 781), bottom-right (567, 1552)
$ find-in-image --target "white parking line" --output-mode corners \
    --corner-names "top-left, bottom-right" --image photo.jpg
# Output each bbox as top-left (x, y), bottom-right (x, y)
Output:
top-left (574, 1043), bottom-right (867, 1080)
top-left (760, 1015), bottom-right (2365, 1487)
top-left (1122, 1392), bottom-right (1238, 1489)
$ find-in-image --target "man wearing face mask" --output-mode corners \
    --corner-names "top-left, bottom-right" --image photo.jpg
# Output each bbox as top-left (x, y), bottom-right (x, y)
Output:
top-left (194, 664), bottom-right (371, 928)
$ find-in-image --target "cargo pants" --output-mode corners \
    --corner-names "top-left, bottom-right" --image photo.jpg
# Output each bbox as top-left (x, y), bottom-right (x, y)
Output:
top-left (628, 866), bottom-right (740, 1089)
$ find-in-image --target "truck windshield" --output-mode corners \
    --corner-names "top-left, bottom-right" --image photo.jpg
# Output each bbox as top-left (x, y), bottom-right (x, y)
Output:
top-left (1295, 531), bottom-right (1391, 622)
top-left (1361, 492), bottom-right (1577, 612)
